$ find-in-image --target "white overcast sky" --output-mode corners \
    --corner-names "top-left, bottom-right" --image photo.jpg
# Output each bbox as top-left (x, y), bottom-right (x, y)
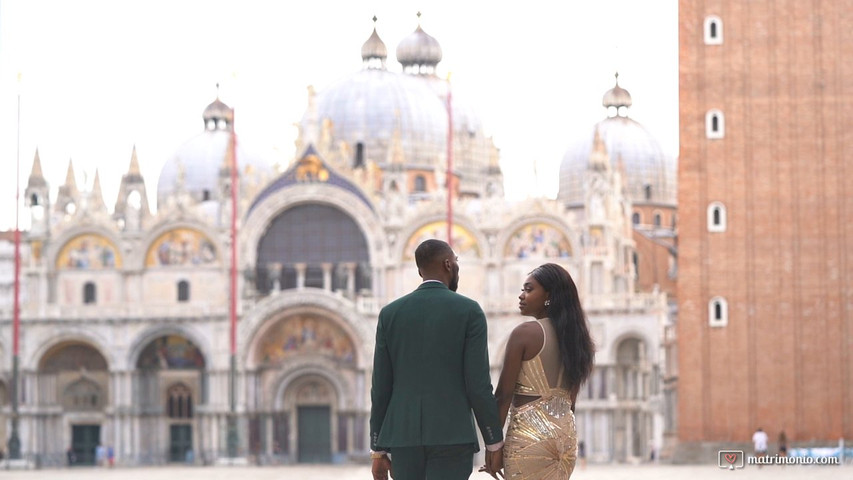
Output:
top-left (0, 0), bottom-right (678, 230)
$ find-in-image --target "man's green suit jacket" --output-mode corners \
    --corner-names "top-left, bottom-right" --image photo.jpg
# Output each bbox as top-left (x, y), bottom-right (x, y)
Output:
top-left (370, 281), bottom-right (504, 451)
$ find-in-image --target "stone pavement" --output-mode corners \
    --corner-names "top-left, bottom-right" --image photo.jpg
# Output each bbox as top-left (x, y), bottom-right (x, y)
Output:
top-left (0, 464), bottom-right (847, 480)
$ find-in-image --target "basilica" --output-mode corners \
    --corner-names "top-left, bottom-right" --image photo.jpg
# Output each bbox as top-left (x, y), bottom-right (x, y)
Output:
top-left (0, 17), bottom-right (676, 466)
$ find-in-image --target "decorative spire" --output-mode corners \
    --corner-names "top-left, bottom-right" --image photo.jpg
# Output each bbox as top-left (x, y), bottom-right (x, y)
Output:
top-left (55, 158), bottom-right (80, 213)
top-left (128, 145), bottom-right (141, 175)
top-left (389, 124), bottom-right (405, 166)
top-left (27, 149), bottom-right (46, 188)
top-left (114, 146), bottom-right (151, 221)
top-left (89, 169), bottom-right (107, 213)
top-left (589, 127), bottom-right (611, 172)
top-left (63, 159), bottom-right (78, 192)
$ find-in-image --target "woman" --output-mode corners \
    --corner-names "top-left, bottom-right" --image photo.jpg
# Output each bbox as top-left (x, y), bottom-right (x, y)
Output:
top-left (491, 263), bottom-right (594, 479)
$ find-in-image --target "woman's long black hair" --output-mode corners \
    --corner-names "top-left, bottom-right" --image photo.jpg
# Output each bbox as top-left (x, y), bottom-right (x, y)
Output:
top-left (531, 263), bottom-right (595, 391)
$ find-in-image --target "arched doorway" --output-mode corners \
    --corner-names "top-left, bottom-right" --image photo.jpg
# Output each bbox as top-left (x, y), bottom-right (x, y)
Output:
top-left (38, 341), bottom-right (109, 466)
top-left (251, 311), bottom-right (360, 464)
top-left (135, 335), bottom-right (206, 464)
top-left (287, 375), bottom-right (337, 463)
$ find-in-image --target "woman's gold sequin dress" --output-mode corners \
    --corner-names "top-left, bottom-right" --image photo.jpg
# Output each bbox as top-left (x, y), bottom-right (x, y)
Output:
top-left (504, 320), bottom-right (577, 479)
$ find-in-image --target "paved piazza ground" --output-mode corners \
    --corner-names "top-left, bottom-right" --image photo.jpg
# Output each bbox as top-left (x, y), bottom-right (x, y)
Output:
top-left (0, 464), bottom-right (847, 480)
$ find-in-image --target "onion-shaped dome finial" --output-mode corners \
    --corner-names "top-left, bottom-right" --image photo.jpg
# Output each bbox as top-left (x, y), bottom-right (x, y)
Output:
top-left (362, 15), bottom-right (388, 69)
top-left (602, 72), bottom-right (633, 112)
top-left (202, 83), bottom-right (234, 130)
top-left (396, 12), bottom-right (443, 75)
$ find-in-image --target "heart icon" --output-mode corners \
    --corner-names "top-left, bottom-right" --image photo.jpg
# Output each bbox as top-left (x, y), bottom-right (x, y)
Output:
top-left (724, 453), bottom-right (737, 464)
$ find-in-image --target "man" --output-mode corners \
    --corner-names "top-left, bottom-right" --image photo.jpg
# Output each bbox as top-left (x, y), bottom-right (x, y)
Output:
top-left (752, 427), bottom-right (768, 468)
top-left (370, 239), bottom-right (504, 480)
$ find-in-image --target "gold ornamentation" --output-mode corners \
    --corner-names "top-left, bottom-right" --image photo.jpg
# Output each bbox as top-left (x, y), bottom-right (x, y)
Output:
top-left (504, 392), bottom-right (577, 479)
top-left (505, 223), bottom-right (572, 259)
top-left (256, 315), bottom-right (355, 366)
top-left (295, 154), bottom-right (329, 182)
top-left (404, 222), bottom-right (480, 260)
top-left (145, 228), bottom-right (217, 267)
top-left (56, 234), bottom-right (122, 269)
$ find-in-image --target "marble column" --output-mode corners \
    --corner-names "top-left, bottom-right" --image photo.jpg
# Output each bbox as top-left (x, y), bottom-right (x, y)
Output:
top-left (295, 263), bottom-right (306, 289)
top-left (344, 263), bottom-right (356, 298)
top-left (322, 263), bottom-right (333, 291)
top-left (268, 262), bottom-right (282, 292)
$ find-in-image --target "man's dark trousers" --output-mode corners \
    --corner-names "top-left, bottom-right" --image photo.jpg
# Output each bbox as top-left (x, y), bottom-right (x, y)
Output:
top-left (390, 444), bottom-right (478, 480)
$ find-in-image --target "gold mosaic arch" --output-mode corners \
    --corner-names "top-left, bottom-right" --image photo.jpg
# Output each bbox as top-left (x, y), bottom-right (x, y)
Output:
top-left (403, 222), bottom-right (481, 260)
top-left (255, 314), bottom-right (356, 367)
top-left (56, 234), bottom-right (122, 269)
top-left (145, 227), bottom-right (218, 267)
top-left (504, 223), bottom-right (572, 259)
top-left (136, 335), bottom-right (205, 370)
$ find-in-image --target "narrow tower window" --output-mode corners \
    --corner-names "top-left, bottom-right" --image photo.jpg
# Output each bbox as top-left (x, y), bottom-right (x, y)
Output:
top-left (177, 280), bottom-right (190, 302)
top-left (83, 282), bottom-right (97, 304)
top-left (706, 110), bottom-right (725, 139)
top-left (704, 16), bottom-right (723, 45)
top-left (709, 297), bottom-right (728, 327)
top-left (632, 212), bottom-right (641, 225)
top-left (354, 143), bottom-right (365, 168)
top-left (414, 175), bottom-right (427, 193)
top-left (653, 211), bottom-right (663, 227)
top-left (707, 202), bottom-right (727, 232)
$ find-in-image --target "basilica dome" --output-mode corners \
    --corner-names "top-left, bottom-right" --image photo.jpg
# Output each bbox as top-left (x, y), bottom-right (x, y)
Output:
top-left (558, 80), bottom-right (676, 207)
top-left (157, 97), bottom-right (275, 208)
top-left (299, 17), bottom-right (500, 198)
top-left (300, 19), bottom-right (450, 171)
top-left (305, 68), bottom-right (448, 170)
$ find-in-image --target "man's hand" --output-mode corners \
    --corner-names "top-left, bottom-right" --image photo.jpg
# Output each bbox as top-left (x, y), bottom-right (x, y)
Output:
top-left (484, 449), bottom-right (504, 479)
top-left (372, 455), bottom-right (392, 480)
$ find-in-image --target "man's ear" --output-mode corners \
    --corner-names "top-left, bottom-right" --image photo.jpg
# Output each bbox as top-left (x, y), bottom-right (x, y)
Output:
top-left (417, 268), bottom-right (424, 279)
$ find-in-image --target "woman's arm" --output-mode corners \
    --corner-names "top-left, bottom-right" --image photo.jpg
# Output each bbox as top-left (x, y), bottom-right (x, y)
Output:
top-left (493, 322), bottom-right (542, 427)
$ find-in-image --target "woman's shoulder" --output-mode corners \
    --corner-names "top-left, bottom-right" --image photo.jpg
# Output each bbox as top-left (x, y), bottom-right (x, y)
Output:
top-left (510, 319), bottom-right (543, 337)
top-left (509, 320), bottom-right (546, 355)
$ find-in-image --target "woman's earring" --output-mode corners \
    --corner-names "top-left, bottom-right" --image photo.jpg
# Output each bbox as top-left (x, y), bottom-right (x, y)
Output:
top-left (544, 300), bottom-right (551, 306)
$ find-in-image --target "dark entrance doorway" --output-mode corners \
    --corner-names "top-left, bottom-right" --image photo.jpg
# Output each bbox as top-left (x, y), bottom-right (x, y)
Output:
top-left (71, 424), bottom-right (100, 466)
top-left (297, 405), bottom-right (331, 463)
top-left (169, 424), bottom-right (193, 462)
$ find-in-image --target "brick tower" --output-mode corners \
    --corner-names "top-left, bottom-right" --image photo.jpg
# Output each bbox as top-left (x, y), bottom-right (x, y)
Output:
top-left (677, 0), bottom-right (853, 458)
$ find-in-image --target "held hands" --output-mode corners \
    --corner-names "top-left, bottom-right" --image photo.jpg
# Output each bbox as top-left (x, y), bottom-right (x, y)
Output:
top-left (372, 455), bottom-right (392, 480)
top-left (478, 449), bottom-right (504, 479)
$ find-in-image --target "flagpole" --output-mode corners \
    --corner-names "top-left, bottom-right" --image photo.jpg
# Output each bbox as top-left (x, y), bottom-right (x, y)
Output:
top-left (445, 74), bottom-right (453, 247)
top-left (227, 108), bottom-right (239, 459)
top-left (9, 72), bottom-right (22, 460)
